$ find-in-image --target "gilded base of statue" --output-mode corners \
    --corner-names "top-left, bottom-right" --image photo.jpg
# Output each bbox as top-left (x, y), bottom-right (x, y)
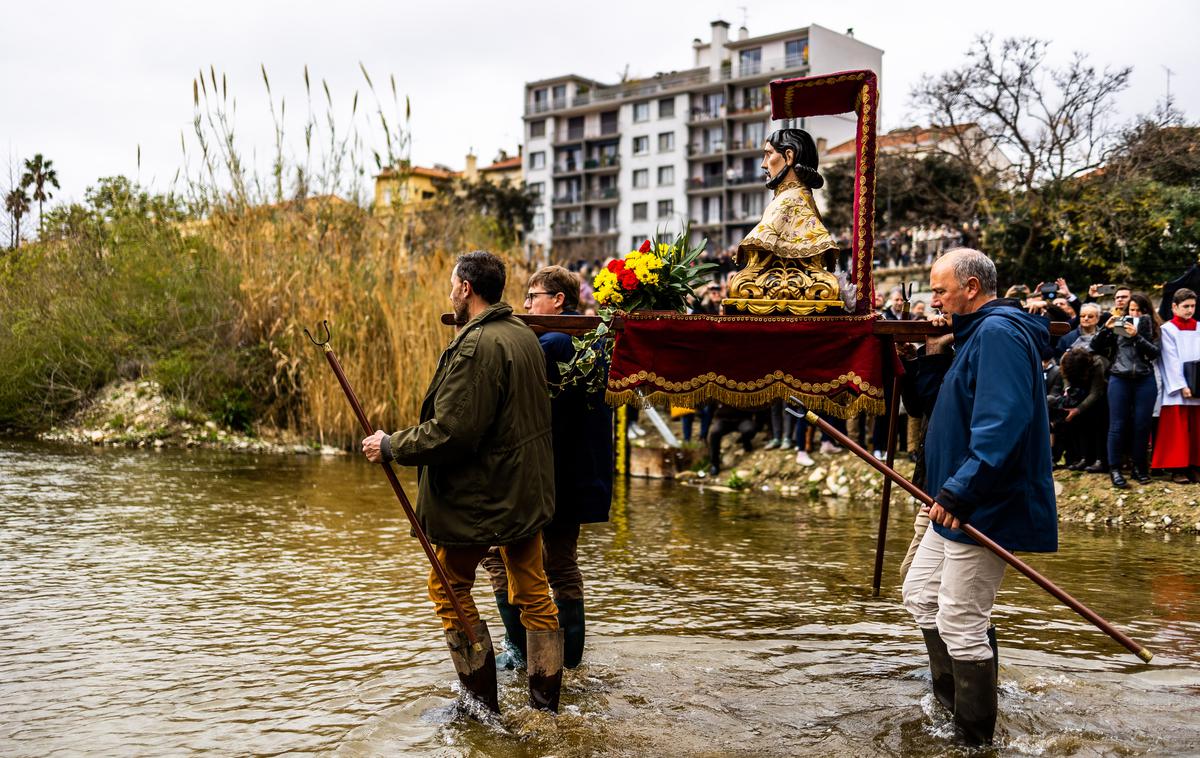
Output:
top-left (723, 250), bottom-right (843, 316)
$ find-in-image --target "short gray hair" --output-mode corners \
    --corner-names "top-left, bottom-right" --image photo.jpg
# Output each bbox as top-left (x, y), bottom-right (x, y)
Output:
top-left (942, 248), bottom-right (997, 296)
top-left (1080, 302), bottom-right (1102, 316)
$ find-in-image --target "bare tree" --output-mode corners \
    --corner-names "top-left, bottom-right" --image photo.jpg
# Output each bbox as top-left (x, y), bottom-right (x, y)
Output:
top-left (911, 35), bottom-right (1131, 269)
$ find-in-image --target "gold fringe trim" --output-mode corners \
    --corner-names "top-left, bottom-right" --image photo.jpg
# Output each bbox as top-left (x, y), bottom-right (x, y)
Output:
top-left (618, 310), bottom-right (877, 324)
top-left (608, 369), bottom-right (882, 397)
top-left (606, 385), bottom-right (884, 419)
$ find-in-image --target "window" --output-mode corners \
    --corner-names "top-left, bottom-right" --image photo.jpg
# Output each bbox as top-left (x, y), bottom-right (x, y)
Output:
top-left (532, 88), bottom-right (547, 109)
top-left (633, 136), bottom-right (649, 155)
top-left (382, 188), bottom-right (392, 205)
top-left (529, 151), bottom-right (545, 170)
top-left (552, 84), bottom-right (566, 106)
top-left (632, 169), bottom-right (649, 188)
top-left (633, 101), bottom-right (650, 122)
top-left (657, 199), bottom-right (674, 218)
top-left (529, 119), bottom-right (546, 138)
top-left (657, 166), bottom-right (674, 186)
top-left (658, 97), bottom-right (675, 119)
top-left (528, 181), bottom-right (544, 199)
top-left (631, 236), bottom-right (644, 250)
top-left (533, 212), bottom-right (545, 229)
top-left (632, 202), bottom-right (648, 221)
top-left (657, 132), bottom-right (675, 152)
top-left (739, 47), bottom-right (762, 76)
top-left (785, 39), bottom-right (809, 68)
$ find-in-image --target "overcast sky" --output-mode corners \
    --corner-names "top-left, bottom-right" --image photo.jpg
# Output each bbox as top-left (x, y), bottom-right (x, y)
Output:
top-left (3, 0), bottom-right (1197, 206)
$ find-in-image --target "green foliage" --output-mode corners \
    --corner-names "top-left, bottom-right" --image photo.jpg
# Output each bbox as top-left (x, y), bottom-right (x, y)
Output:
top-left (823, 152), bottom-right (980, 233)
top-left (725, 472), bottom-right (749, 490)
top-left (0, 177), bottom-right (247, 431)
top-left (452, 177), bottom-right (537, 247)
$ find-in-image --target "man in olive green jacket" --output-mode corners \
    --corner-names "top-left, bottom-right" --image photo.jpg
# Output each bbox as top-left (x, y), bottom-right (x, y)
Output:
top-left (362, 250), bottom-right (563, 714)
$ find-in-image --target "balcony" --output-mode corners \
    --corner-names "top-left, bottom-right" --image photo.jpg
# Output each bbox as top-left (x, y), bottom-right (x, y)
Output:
top-left (728, 103), bottom-right (772, 120)
top-left (553, 160), bottom-right (582, 175)
top-left (728, 138), bottom-right (765, 155)
top-left (552, 222), bottom-right (618, 238)
top-left (583, 155), bottom-right (620, 172)
top-left (732, 56), bottom-right (810, 81)
top-left (552, 193), bottom-right (583, 207)
top-left (585, 187), bottom-right (620, 203)
top-left (726, 174), bottom-right (762, 187)
top-left (552, 129), bottom-right (586, 146)
top-left (686, 175), bottom-right (726, 193)
top-left (687, 143), bottom-right (725, 157)
top-left (688, 107), bottom-right (726, 124)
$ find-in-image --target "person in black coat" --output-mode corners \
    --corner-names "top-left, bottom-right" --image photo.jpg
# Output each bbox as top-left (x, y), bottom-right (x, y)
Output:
top-left (483, 266), bottom-right (613, 670)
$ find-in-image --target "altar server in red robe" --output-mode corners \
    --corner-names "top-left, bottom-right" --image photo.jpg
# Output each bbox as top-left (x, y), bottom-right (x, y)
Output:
top-left (1153, 288), bottom-right (1200, 482)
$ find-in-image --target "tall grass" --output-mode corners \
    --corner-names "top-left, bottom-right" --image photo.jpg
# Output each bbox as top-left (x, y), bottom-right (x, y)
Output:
top-left (0, 66), bottom-right (531, 447)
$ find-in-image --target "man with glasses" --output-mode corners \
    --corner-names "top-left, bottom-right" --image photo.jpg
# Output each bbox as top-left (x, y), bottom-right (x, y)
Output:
top-left (484, 265), bottom-right (613, 672)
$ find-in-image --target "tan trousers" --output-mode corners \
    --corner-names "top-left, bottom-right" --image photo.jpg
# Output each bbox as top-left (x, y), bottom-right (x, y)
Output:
top-left (430, 533), bottom-right (559, 632)
top-left (483, 522), bottom-right (584, 602)
top-left (901, 527), bottom-right (1007, 660)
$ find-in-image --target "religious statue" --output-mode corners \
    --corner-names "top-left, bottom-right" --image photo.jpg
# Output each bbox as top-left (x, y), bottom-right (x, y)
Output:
top-left (723, 128), bottom-right (843, 316)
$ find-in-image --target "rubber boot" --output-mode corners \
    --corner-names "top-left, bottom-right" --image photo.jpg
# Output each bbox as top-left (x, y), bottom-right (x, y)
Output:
top-left (526, 628), bottom-right (564, 712)
top-left (556, 598), bottom-right (586, 669)
top-left (987, 625), bottom-right (998, 680)
top-left (444, 621), bottom-right (499, 714)
top-left (920, 627), bottom-right (955, 711)
top-left (493, 592), bottom-right (527, 670)
top-left (952, 654), bottom-right (998, 746)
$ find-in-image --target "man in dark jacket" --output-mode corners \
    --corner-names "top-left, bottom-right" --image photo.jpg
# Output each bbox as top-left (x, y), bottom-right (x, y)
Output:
top-left (361, 250), bottom-right (563, 714)
top-left (483, 265), bottom-right (613, 671)
top-left (900, 248), bottom-right (1058, 746)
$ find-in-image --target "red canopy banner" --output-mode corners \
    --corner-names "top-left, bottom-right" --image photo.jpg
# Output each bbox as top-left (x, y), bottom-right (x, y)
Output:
top-left (606, 312), bottom-right (887, 418)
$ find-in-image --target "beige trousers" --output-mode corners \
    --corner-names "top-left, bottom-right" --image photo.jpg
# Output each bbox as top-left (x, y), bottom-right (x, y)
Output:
top-left (901, 527), bottom-right (1007, 661)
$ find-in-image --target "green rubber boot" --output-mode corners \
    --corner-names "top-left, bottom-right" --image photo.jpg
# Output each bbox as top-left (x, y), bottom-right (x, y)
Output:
top-left (556, 598), bottom-right (586, 669)
top-left (920, 627), bottom-right (955, 711)
top-left (952, 653), bottom-right (998, 745)
top-left (493, 592), bottom-right (527, 670)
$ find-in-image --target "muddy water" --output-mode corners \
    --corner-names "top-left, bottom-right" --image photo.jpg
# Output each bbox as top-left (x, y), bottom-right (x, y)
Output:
top-left (1, 439), bottom-right (1197, 756)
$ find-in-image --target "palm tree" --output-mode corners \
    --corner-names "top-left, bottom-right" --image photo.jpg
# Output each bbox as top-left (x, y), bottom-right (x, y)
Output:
top-left (20, 154), bottom-right (60, 233)
top-left (5, 188), bottom-right (31, 249)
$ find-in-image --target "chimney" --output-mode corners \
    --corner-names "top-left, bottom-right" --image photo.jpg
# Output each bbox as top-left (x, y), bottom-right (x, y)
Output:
top-left (464, 151), bottom-right (478, 182)
top-left (738, 25), bottom-right (749, 41)
top-left (845, 27), bottom-right (855, 38)
top-left (816, 137), bottom-right (828, 156)
top-left (710, 19), bottom-right (731, 76)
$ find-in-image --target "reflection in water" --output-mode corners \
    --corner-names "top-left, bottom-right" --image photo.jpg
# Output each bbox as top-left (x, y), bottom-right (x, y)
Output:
top-left (1, 440), bottom-right (1198, 756)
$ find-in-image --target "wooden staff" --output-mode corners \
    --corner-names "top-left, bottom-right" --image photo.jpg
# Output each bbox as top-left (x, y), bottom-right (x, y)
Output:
top-left (786, 396), bottom-right (1154, 663)
top-left (872, 371), bottom-right (902, 596)
top-left (306, 321), bottom-right (479, 649)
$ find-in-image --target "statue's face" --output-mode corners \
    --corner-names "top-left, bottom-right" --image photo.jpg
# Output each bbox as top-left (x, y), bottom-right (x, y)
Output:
top-left (761, 142), bottom-right (791, 183)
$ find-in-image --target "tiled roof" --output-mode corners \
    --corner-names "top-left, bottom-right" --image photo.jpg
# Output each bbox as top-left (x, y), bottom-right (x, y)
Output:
top-left (826, 124), bottom-right (977, 157)
top-left (480, 156), bottom-right (522, 172)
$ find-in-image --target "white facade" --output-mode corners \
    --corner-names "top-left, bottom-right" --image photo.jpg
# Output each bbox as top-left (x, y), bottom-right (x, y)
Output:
top-left (522, 21), bottom-right (883, 262)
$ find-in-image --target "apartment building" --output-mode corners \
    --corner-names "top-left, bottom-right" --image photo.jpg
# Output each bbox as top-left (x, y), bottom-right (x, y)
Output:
top-left (522, 21), bottom-right (883, 262)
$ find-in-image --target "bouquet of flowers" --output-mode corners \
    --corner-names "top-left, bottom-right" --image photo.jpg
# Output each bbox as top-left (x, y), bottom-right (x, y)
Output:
top-left (557, 227), bottom-right (716, 397)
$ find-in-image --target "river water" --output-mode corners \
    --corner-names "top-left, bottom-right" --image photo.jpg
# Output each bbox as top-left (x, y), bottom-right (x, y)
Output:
top-left (1, 439), bottom-right (1198, 757)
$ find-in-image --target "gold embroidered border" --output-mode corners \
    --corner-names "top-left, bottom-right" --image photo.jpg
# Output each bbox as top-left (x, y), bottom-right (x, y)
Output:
top-left (608, 368), bottom-right (882, 398)
top-left (606, 385), bottom-right (885, 420)
top-left (618, 310), bottom-right (877, 324)
top-left (779, 72), bottom-right (869, 117)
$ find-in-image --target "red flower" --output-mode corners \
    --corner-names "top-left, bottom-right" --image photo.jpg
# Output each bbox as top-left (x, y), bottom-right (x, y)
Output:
top-left (607, 259), bottom-right (625, 273)
top-left (639, 239), bottom-right (652, 253)
top-left (618, 269), bottom-right (640, 289)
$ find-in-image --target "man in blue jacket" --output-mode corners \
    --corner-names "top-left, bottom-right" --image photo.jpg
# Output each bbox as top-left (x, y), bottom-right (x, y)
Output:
top-left (901, 249), bottom-right (1057, 745)
top-left (483, 265), bottom-right (613, 671)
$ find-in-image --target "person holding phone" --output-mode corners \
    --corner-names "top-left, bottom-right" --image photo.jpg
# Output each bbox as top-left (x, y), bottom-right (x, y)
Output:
top-left (1152, 288), bottom-right (1200, 483)
top-left (1091, 293), bottom-right (1162, 488)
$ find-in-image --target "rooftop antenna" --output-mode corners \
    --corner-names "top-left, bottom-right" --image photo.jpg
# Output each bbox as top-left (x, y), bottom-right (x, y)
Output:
top-left (738, 5), bottom-right (748, 28)
top-left (1163, 65), bottom-right (1175, 105)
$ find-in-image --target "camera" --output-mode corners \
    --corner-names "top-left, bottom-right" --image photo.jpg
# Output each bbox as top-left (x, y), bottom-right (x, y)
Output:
top-left (1039, 284), bottom-right (1059, 300)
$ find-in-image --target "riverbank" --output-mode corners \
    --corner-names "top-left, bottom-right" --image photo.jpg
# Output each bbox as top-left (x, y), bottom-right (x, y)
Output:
top-left (681, 443), bottom-right (1200, 534)
top-left (36, 379), bottom-right (340, 456)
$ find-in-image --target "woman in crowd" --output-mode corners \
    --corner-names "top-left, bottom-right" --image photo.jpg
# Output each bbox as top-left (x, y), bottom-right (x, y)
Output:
top-left (1054, 347), bottom-right (1109, 471)
top-left (1092, 293), bottom-right (1162, 489)
top-left (1152, 288), bottom-right (1200, 483)
top-left (1058, 302), bottom-right (1104, 354)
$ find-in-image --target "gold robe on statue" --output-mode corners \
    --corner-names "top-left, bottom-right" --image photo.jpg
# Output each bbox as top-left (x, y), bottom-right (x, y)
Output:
top-left (725, 180), bottom-right (842, 315)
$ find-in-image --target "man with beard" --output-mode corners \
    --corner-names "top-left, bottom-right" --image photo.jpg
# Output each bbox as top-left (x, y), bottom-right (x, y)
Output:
top-left (361, 250), bottom-right (563, 714)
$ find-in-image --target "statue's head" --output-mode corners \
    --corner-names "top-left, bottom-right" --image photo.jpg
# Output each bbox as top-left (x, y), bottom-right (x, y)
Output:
top-left (762, 128), bottom-right (823, 191)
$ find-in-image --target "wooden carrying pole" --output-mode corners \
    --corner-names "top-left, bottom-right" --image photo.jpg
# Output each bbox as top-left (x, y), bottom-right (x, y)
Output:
top-left (306, 323), bottom-right (479, 648)
top-left (786, 397), bottom-right (1154, 663)
top-left (872, 371), bottom-right (902, 596)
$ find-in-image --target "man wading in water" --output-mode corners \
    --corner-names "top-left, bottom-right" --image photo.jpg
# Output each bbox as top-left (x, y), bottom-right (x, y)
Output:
top-left (482, 266), bottom-right (613, 671)
top-left (901, 249), bottom-right (1058, 745)
top-left (361, 251), bottom-right (564, 714)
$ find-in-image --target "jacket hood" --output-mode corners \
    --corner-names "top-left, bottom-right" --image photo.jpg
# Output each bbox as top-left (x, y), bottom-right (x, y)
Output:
top-left (953, 298), bottom-right (1050, 352)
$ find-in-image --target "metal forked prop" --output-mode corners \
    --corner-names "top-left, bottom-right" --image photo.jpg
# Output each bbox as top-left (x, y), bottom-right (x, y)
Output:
top-left (305, 320), bottom-right (479, 648)
top-left (785, 395), bottom-right (1154, 663)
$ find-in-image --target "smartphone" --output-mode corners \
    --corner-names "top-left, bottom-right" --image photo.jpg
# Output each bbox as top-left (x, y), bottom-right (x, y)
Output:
top-left (1096, 284), bottom-right (1117, 296)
